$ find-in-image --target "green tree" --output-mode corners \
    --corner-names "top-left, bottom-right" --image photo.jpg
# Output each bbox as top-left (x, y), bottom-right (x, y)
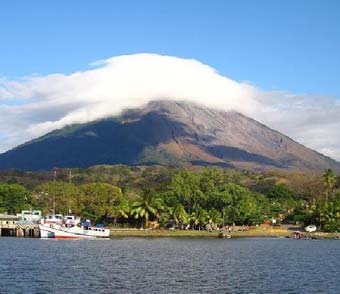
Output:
top-left (110, 197), bottom-right (130, 225)
top-left (199, 168), bottom-right (223, 194)
top-left (80, 183), bottom-right (124, 221)
top-left (34, 181), bottom-right (83, 214)
top-left (218, 183), bottom-right (264, 225)
top-left (130, 189), bottom-right (164, 228)
top-left (268, 184), bottom-right (294, 199)
top-left (189, 206), bottom-right (208, 230)
top-left (207, 208), bottom-right (223, 229)
top-left (0, 183), bottom-right (30, 214)
top-left (169, 170), bottom-right (205, 213)
top-left (168, 202), bottom-right (188, 228)
top-left (323, 169), bottom-right (337, 204)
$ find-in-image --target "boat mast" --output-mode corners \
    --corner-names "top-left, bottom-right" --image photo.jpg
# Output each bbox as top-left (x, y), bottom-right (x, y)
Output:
top-left (53, 169), bottom-right (56, 213)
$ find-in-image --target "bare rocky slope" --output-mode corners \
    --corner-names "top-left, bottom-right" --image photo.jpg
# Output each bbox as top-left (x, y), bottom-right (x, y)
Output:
top-left (0, 100), bottom-right (339, 172)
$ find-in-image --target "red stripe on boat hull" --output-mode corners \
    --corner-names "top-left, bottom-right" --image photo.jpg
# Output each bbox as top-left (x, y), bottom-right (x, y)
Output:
top-left (54, 235), bottom-right (83, 239)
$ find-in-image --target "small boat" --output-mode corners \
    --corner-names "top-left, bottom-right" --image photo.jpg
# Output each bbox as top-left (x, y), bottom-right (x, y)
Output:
top-left (305, 225), bottom-right (317, 233)
top-left (293, 231), bottom-right (304, 239)
top-left (218, 231), bottom-right (231, 239)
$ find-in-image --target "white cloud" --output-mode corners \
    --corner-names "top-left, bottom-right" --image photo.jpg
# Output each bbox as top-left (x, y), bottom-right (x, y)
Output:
top-left (0, 53), bottom-right (339, 161)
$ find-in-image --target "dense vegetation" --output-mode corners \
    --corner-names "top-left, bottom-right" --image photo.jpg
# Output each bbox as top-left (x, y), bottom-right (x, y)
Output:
top-left (0, 166), bottom-right (339, 232)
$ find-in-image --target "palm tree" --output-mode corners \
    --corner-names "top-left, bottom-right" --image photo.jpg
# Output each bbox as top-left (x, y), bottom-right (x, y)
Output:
top-left (207, 209), bottom-right (222, 229)
top-left (111, 198), bottom-right (130, 226)
top-left (130, 189), bottom-right (164, 229)
top-left (189, 206), bottom-right (208, 230)
top-left (323, 169), bottom-right (336, 204)
top-left (168, 202), bottom-right (187, 228)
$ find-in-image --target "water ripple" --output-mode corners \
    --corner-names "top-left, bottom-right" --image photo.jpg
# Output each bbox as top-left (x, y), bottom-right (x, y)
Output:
top-left (0, 237), bottom-right (339, 294)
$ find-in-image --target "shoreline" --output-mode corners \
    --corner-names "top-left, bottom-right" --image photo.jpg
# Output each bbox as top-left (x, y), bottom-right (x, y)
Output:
top-left (109, 228), bottom-right (339, 239)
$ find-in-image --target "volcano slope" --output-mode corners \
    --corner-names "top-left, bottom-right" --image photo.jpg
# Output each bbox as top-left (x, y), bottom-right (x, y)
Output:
top-left (0, 100), bottom-right (339, 172)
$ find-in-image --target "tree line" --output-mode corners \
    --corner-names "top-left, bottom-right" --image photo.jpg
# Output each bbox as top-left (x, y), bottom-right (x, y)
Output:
top-left (0, 167), bottom-right (339, 232)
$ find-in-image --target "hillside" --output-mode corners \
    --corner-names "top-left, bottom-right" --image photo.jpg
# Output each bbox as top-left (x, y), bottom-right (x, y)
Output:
top-left (0, 100), bottom-right (339, 172)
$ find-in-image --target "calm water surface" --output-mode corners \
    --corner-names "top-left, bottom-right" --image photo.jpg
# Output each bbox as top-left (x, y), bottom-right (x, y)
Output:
top-left (0, 237), bottom-right (339, 294)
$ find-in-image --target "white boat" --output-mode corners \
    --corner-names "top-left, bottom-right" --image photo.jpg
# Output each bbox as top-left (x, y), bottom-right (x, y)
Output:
top-left (305, 225), bottom-right (317, 233)
top-left (39, 223), bottom-right (110, 239)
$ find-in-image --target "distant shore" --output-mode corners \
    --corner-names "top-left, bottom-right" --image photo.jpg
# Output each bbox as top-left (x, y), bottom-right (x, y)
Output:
top-left (110, 227), bottom-right (339, 239)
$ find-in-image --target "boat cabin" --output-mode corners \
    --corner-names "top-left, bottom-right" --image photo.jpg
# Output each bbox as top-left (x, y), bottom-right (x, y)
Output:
top-left (64, 215), bottom-right (80, 226)
top-left (17, 210), bottom-right (42, 223)
top-left (44, 214), bottom-right (63, 224)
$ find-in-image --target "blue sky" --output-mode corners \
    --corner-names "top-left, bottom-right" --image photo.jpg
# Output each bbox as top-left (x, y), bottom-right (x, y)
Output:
top-left (1, 0), bottom-right (340, 160)
top-left (1, 0), bottom-right (340, 97)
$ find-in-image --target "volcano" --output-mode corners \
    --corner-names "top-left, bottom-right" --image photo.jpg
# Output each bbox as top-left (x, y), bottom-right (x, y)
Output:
top-left (0, 100), bottom-right (339, 172)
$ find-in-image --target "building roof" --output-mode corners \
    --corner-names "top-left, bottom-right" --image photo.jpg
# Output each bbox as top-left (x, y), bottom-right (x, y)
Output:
top-left (0, 214), bottom-right (20, 220)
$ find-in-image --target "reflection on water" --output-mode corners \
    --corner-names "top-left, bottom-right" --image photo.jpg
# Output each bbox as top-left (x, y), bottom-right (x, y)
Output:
top-left (0, 237), bottom-right (339, 294)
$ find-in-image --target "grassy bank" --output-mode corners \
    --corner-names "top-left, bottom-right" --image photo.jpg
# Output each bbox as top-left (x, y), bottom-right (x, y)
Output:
top-left (110, 229), bottom-right (216, 238)
top-left (110, 227), bottom-right (339, 239)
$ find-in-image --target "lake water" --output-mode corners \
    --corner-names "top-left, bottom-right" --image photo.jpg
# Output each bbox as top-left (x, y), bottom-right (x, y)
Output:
top-left (0, 237), bottom-right (339, 294)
